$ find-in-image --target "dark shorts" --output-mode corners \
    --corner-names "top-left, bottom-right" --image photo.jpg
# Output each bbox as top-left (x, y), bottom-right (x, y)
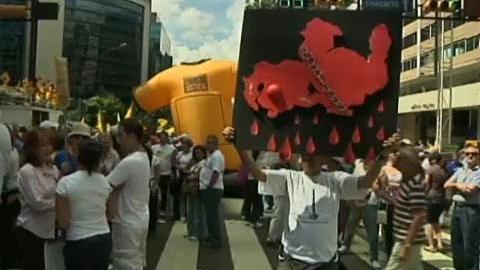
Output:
top-left (427, 201), bottom-right (446, 224)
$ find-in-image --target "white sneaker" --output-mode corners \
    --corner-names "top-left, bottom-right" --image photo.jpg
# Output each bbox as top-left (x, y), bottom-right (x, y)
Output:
top-left (189, 236), bottom-right (198, 241)
top-left (255, 222), bottom-right (264, 228)
top-left (338, 245), bottom-right (349, 253)
top-left (157, 218), bottom-right (166, 224)
top-left (371, 260), bottom-right (381, 269)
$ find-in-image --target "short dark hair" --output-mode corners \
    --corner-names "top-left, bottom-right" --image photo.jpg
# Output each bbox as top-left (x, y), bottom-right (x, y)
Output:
top-left (192, 145), bottom-right (207, 162)
top-left (206, 135), bottom-right (219, 145)
top-left (78, 140), bottom-right (104, 175)
top-left (23, 129), bottom-right (45, 166)
top-left (120, 118), bottom-right (143, 142)
top-left (429, 152), bottom-right (442, 163)
top-left (158, 131), bottom-right (169, 138)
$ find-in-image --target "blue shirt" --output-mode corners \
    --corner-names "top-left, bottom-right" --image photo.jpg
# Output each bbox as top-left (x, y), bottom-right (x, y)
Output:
top-left (446, 160), bottom-right (463, 175)
top-left (451, 165), bottom-right (480, 205)
top-left (54, 150), bottom-right (78, 176)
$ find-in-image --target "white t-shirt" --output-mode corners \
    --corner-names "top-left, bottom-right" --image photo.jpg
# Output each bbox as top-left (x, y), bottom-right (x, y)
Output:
top-left (107, 151), bottom-right (151, 229)
top-left (176, 151), bottom-right (193, 172)
top-left (199, 150), bottom-right (225, 190)
top-left (151, 143), bottom-right (176, 176)
top-left (56, 171), bottom-right (112, 241)
top-left (265, 169), bottom-right (366, 264)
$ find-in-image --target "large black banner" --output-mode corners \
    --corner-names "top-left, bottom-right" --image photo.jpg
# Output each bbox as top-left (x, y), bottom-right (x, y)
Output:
top-left (234, 9), bottom-right (402, 162)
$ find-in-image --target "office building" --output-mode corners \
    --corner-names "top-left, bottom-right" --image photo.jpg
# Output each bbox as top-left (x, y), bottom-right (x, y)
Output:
top-left (0, 0), bottom-right (28, 81)
top-left (398, 18), bottom-right (480, 146)
top-left (0, 0), bottom-right (151, 103)
top-left (149, 12), bottom-right (172, 78)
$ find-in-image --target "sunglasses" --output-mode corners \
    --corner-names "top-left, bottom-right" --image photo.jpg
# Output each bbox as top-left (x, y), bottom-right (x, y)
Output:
top-left (465, 152), bottom-right (479, 157)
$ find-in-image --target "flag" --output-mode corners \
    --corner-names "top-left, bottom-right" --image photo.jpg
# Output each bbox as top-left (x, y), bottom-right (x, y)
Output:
top-left (96, 110), bottom-right (104, 134)
top-left (125, 103), bottom-right (134, 119)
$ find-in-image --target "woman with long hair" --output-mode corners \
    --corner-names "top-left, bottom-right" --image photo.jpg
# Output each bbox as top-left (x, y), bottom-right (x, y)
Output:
top-left (184, 145), bottom-right (207, 240)
top-left (56, 139), bottom-right (114, 270)
top-left (16, 129), bottom-right (59, 270)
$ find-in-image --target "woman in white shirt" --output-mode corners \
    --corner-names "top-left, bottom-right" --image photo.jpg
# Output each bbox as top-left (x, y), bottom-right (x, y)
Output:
top-left (17, 130), bottom-right (59, 270)
top-left (184, 145), bottom-right (207, 240)
top-left (173, 137), bottom-right (193, 221)
top-left (56, 140), bottom-right (114, 270)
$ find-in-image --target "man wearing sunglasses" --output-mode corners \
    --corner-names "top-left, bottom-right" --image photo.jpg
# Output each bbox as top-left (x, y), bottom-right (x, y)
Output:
top-left (444, 144), bottom-right (480, 270)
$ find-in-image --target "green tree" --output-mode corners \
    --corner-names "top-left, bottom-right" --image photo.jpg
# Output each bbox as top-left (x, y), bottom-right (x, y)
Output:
top-left (83, 95), bottom-right (127, 127)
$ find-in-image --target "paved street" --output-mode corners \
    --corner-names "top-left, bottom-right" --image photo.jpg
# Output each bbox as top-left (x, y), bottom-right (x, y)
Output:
top-left (145, 199), bottom-right (455, 270)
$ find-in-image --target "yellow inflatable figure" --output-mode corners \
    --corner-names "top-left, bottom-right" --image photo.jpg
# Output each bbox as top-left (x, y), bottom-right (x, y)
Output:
top-left (135, 59), bottom-right (240, 171)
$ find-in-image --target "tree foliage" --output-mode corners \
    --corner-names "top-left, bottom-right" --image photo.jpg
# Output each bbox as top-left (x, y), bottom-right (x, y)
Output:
top-left (83, 95), bottom-right (126, 127)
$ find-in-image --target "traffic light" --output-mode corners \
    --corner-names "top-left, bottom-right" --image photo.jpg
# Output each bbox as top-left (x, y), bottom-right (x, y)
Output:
top-left (449, 0), bottom-right (462, 16)
top-left (423, 0), bottom-right (438, 13)
top-left (423, 0), bottom-right (461, 14)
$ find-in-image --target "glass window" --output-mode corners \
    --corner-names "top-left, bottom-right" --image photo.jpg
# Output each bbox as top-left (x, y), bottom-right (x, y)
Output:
top-left (420, 51), bottom-right (435, 66)
top-left (421, 27), bottom-right (430, 41)
top-left (443, 44), bottom-right (453, 58)
top-left (454, 40), bottom-right (466, 56)
top-left (466, 36), bottom-right (480, 52)
top-left (402, 33), bottom-right (417, 49)
top-left (63, 0), bottom-right (144, 102)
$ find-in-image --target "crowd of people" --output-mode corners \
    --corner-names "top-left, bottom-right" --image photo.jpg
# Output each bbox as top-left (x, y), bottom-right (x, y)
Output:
top-left (227, 128), bottom-right (480, 270)
top-left (1, 118), bottom-right (479, 270)
top-left (0, 119), bottom-right (226, 270)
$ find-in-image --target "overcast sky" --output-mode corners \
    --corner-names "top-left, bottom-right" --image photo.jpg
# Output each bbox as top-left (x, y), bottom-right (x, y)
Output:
top-left (152, 0), bottom-right (245, 64)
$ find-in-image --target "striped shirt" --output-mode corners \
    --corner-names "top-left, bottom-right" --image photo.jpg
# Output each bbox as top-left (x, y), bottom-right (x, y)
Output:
top-left (393, 176), bottom-right (427, 244)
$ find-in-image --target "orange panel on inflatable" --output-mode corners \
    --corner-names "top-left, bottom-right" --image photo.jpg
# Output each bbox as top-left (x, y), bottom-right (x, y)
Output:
top-left (134, 59), bottom-right (241, 171)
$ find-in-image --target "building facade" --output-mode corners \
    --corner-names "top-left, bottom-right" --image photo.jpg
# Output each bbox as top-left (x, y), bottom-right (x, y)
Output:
top-left (398, 18), bottom-right (480, 147)
top-left (148, 12), bottom-right (173, 78)
top-left (1, 0), bottom-right (151, 103)
top-left (0, 0), bottom-right (28, 81)
top-left (62, 0), bottom-right (151, 102)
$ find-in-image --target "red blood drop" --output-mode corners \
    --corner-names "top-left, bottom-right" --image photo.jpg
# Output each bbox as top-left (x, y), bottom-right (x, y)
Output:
top-left (368, 116), bottom-right (375, 128)
top-left (268, 135), bottom-right (277, 151)
top-left (376, 127), bottom-right (385, 141)
top-left (329, 126), bottom-right (340, 145)
top-left (306, 137), bottom-right (316, 154)
top-left (294, 131), bottom-right (302, 145)
top-left (352, 126), bottom-right (361, 143)
top-left (250, 119), bottom-right (260, 136)
top-left (280, 137), bottom-right (293, 161)
top-left (344, 143), bottom-right (356, 164)
top-left (313, 113), bottom-right (320, 125)
top-left (378, 101), bottom-right (385, 113)
top-left (294, 114), bottom-right (300, 125)
top-left (367, 147), bottom-right (376, 161)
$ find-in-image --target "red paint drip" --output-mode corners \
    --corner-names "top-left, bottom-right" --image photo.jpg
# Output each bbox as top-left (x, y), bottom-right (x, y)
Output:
top-left (329, 126), bottom-right (340, 145)
top-left (250, 119), bottom-right (260, 136)
top-left (378, 100), bottom-right (385, 113)
top-left (367, 147), bottom-right (376, 161)
top-left (294, 131), bottom-right (302, 145)
top-left (313, 113), bottom-right (319, 125)
top-left (352, 126), bottom-right (361, 144)
top-left (294, 114), bottom-right (300, 125)
top-left (344, 143), bottom-right (356, 164)
top-left (376, 127), bottom-right (385, 141)
top-left (280, 137), bottom-right (293, 161)
top-left (306, 137), bottom-right (316, 154)
top-left (267, 135), bottom-right (277, 151)
top-left (368, 116), bottom-right (375, 128)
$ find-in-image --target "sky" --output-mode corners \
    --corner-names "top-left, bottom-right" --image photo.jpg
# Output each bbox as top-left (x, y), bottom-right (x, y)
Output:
top-left (151, 0), bottom-right (245, 64)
